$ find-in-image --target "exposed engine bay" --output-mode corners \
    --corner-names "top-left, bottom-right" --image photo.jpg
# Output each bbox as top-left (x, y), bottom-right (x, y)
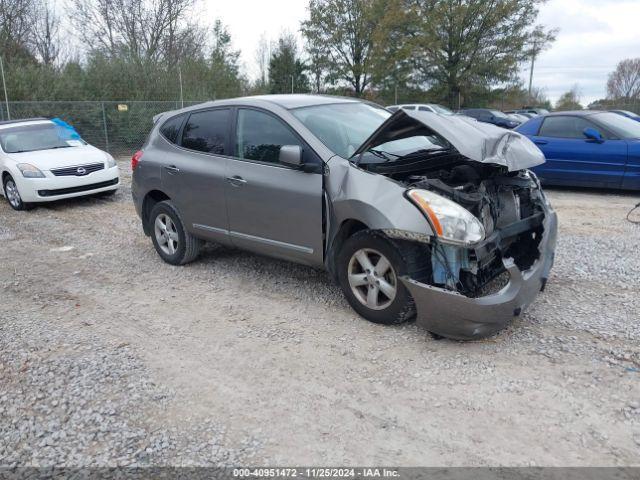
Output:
top-left (364, 152), bottom-right (547, 298)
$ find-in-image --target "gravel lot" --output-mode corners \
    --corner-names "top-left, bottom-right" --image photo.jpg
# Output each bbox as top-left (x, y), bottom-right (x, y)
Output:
top-left (1, 159), bottom-right (639, 467)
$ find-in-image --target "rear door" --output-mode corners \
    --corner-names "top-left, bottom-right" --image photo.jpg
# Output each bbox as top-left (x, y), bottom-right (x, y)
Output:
top-left (225, 107), bottom-right (324, 266)
top-left (531, 115), bottom-right (627, 187)
top-left (160, 108), bottom-right (232, 244)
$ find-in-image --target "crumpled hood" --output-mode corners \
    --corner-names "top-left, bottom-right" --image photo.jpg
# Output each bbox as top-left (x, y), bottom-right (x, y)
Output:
top-left (354, 109), bottom-right (545, 171)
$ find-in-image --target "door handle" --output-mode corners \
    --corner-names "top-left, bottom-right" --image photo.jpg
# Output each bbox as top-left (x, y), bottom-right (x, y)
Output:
top-left (164, 165), bottom-right (180, 173)
top-left (226, 175), bottom-right (247, 187)
top-left (534, 139), bottom-right (548, 145)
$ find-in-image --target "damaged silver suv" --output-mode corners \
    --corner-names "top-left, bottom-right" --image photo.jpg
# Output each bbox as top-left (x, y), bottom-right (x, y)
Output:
top-left (131, 95), bottom-right (557, 340)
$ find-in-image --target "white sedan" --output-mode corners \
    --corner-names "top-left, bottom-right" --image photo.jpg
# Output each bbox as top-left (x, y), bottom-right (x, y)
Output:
top-left (0, 118), bottom-right (120, 210)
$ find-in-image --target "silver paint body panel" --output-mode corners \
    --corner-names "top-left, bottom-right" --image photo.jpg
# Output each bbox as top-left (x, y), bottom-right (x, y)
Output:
top-left (132, 94), bottom-right (557, 339)
top-left (132, 95), bottom-right (435, 269)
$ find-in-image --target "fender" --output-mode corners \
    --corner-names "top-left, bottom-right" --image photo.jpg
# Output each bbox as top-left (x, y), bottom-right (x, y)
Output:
top-left (323, 156), bottom-right (434, 275)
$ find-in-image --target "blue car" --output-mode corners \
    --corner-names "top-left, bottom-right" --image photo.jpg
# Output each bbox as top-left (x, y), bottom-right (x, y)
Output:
top-left (516, 111), bottom-right (640, 190)
top-left (459, 108), bottom-right (520, 129)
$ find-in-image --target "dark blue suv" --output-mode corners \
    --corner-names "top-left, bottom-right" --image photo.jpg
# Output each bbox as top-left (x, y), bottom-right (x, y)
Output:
top-left (460, 108), bottom-right (520, 129)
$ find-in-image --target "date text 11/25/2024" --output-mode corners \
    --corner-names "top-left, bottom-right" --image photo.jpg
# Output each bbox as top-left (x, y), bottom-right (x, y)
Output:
top-left (232, 468), bottom-right (400, 478)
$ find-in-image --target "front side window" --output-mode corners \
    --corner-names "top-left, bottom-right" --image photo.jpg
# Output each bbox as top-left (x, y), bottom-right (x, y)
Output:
top-left (539, 116), bottom-right (595, 139)
top-left (181, 109), bottom-right (230, 154)
top-left (159, 114), bottom-right (185, 144)
top-left (236, 109), bottom-right (302, 164)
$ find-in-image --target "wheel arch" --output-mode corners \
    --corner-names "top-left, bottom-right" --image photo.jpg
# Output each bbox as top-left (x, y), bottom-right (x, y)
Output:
top-left (325, 218), bottom-right (369, 281)
top-left (141, 189), bottom-right (171, 236)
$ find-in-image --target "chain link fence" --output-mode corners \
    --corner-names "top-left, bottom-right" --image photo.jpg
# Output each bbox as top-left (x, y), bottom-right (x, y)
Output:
top-left (0, 101), bottom-right (204, 156)
top-left (0, 99), bottom-right (638, 157)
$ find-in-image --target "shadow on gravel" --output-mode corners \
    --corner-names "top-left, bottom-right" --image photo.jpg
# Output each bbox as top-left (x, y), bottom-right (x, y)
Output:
top-left (25, 191), bottom-right (123, 212)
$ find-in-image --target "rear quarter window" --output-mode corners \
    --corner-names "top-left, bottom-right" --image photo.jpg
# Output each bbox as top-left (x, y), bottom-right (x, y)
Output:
top-left (159, 114), bottom-right (185, 144)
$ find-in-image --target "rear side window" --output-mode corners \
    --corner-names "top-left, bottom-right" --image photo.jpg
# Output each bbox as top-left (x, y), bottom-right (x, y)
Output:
top-left (539, 116), bottom-right (594, 138)
top-left (236, 109), bottom-right (302, 164)
top-left (181, 109), bottom-right (230, 154)
top-left (159, 114), bottom-right (185, 144)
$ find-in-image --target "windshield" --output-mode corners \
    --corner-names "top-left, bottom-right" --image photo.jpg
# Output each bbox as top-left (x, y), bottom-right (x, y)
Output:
top-left (0, 123), bottom-right (86, 153)
top-left (428, 104), bottom-right (454, 115)
top-left (593, 112), bottom-right (640, 139)
top-left (292, 103), bottom-right (391, 158)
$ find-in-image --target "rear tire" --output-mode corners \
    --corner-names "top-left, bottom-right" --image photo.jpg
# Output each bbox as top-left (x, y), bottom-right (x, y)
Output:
top-left (149, 200), bottom-right (201, 265)
top-left (337, 230), bottom-right (430, 325)
top-left (3, 175), bottom-right (33, 211)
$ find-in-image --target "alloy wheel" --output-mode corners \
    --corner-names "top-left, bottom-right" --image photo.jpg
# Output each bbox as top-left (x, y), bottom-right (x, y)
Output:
top-left (347, 248), bottom-right (398, 310)
top-left (154, 213), bottom-right (179, 256)
top-left (5, 180), bottom-right (21, 208)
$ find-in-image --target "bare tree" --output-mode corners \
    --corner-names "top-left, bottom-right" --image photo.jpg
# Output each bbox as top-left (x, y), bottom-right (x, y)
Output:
top-left (30, 0), bottom-right (60, 65)
top-left (70, 0), bottom-right (204, 64)
top-left (607, 58), bottom-right (640, 100)
top-left (255, 33), bottom-right (270, 88)
top-left (0, 0), bottom-right (34, 60)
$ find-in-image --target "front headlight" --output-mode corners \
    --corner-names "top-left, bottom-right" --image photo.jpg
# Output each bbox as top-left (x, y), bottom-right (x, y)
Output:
top-left (106, 154), bottom-right (117, 168)
top-left (17, 163), bottom-right (45, 178)
top-left (407, 189), bottom-right (485, 245)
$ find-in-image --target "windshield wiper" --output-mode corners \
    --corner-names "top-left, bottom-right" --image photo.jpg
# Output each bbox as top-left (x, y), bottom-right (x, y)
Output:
top-left (49, 145), bottom-right (72, 149)
top-left (395, 147), bottom-right (452, 160)
top-left (368, 149), bottom-right (401, 161)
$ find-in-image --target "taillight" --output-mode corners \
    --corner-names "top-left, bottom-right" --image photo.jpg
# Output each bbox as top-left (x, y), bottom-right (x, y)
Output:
top-left (131, 150), bottom-right (143, 171)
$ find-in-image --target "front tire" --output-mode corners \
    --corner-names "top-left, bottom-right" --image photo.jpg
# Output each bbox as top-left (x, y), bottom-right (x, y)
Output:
top-left (149, 200), bottom-right (201, 265)
top-left (337, 230), bottom-right (430, 325)
top-left (3, 175), bottom-right (33, 211)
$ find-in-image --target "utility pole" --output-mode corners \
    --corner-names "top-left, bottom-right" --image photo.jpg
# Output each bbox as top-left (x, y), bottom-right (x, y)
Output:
top-left (291, 75), bottom-right (294, 94)
top-left (528, 39), bottom-right (539, 105)
top-left (178, 65), bottom-right (184, 108)
top-left (0, 56), bottom-right (10, 120)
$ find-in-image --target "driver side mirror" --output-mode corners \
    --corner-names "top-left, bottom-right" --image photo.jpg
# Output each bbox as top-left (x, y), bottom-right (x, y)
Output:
top-left (279, 145), bottom-right (303, 168)
top-left (583, 127), bottom-right (604, 143)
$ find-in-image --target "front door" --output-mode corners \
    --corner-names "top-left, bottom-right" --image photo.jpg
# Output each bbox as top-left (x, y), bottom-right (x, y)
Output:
top-left (531, 115), bottom-right (627, 188)
top-left (225, 108), bottom-right (324, 266)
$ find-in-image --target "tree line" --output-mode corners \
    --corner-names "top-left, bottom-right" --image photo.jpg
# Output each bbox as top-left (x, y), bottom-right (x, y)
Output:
top-left (0, 0), bottom-right (638, 110)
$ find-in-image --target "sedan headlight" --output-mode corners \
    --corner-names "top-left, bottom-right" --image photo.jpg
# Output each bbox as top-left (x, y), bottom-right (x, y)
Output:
top-left (106, 154), bottom-right (117, 168)
top-left (17, 163), bottom-right (45, 178)
top-left (407, 189), bottom-right (485, 245)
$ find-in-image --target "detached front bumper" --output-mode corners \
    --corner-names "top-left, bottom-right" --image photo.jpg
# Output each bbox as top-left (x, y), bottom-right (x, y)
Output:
top-left (401, 208), bottom-right (558, 340)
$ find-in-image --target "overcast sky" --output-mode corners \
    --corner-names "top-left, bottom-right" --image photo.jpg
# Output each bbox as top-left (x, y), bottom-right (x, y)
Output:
top-left (205, 0), bottom-right (640, 106)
